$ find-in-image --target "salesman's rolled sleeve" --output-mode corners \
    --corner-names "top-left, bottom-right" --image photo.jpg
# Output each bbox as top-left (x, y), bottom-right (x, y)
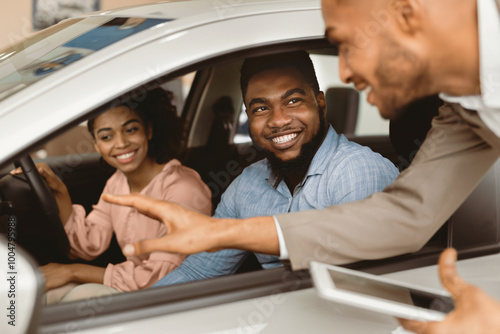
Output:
top-left (276, 103), bottom-right (500, 270)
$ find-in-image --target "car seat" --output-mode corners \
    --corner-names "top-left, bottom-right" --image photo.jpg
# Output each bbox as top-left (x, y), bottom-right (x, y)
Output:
top-left (325, 87), bottom-right (359, 135)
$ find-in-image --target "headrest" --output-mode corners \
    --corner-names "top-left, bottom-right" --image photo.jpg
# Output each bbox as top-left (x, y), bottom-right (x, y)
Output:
top-left (325, 87), bottom-right (360, 135)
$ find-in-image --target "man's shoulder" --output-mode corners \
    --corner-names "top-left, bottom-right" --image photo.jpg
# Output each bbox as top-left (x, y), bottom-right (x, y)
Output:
top-left (324, 135), bottom-right (396, 171)
top-left (330, 135), bottom-right (383, 159)
top-left (314, 135), bottom-right (398, 189)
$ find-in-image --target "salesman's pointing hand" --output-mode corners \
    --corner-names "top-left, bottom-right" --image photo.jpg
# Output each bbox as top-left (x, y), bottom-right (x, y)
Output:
top-left (102, 193), bottom-right (279, 256)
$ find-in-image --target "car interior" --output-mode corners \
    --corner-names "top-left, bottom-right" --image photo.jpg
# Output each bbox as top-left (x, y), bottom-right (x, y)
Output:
top-left (1, 39), bottom-right (499, 331)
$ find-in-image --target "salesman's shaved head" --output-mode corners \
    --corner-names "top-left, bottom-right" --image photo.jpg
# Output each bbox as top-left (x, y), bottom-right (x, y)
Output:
top-left (321, 0), bottom-right (479, 119)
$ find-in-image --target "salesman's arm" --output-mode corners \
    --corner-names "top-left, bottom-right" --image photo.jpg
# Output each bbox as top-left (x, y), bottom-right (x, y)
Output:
top-left (103, 103), bottom-right (500, 270)
top-left (277, 103), bottom-right (500, 269)
top-left (102, 193), bottom-right (281, 255)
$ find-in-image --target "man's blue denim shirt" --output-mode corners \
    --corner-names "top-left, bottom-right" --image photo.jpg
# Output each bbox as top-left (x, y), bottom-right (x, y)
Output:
top-left (153, 125), bottom-right (399, 287)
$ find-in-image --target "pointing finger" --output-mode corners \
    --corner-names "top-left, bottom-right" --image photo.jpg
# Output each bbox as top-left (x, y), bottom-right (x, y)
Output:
top-left (102, 193), bottom-right (166, 222)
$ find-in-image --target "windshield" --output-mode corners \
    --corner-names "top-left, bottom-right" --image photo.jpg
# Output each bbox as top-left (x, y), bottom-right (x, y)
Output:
top-left (0, 16), bottom-right (171, 102)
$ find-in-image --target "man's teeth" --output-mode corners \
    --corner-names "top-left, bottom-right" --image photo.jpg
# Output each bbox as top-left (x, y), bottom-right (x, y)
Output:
top-left (117, 152), bottom-right (135, 160)
top-left (272, 133), bottom-right (298, 144)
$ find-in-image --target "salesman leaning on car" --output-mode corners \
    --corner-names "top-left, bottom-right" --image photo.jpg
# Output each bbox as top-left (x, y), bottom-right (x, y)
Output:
top-left (103, 0), bottom-right (500, 332)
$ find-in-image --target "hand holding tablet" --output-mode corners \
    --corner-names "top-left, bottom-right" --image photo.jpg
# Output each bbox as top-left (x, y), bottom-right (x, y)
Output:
top-left (310, 261), bottom-right (454, 321)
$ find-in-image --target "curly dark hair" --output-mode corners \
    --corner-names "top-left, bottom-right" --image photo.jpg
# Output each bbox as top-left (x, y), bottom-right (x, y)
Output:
top-left (87, 87), bottom-right (182, 164)
top-left (240, 51), bottom-right (320, 100)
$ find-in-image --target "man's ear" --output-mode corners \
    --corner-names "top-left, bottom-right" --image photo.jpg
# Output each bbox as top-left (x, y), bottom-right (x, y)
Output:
top-left (389, 0), bottom-right (422, 35)
top-left (317, 91), bottom-right (327, 117)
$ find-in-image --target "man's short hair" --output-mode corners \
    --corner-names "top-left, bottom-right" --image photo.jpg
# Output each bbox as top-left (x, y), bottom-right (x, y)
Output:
top-left (240, 51), bottom-right (320, 99)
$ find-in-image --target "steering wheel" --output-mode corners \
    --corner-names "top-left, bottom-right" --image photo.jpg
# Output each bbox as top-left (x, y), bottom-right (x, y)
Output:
top-left (17, 155), bottom-right (70, 256)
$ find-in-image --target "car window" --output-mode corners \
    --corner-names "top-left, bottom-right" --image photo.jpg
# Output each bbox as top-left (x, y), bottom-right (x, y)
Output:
top-left (187, 61), bottom-right (243, 148)
top-left (234, 105), bottom-right (251, 144)
top-left (21, 43), bottom-right (437, 311)
top-left (162, 71), bottom-right (196, 117)
top-left (27, 44), bottom-right (479, 333)
top-left (32, 122), bottom-right (96, 160)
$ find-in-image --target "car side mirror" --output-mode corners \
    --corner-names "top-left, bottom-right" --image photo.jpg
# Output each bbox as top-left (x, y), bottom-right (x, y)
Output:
top-left (0, 230), bottom-right (44, 334)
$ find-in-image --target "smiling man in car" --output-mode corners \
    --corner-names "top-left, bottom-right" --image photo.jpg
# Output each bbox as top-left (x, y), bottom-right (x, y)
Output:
top-left (147, 51), bottom-right (398, 286)
top-left (104, 0), bottom-right (500, 331)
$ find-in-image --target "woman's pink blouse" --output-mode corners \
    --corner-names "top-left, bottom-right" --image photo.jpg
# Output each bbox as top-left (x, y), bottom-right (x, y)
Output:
top-left (64, 159), bottom-right (212, 291)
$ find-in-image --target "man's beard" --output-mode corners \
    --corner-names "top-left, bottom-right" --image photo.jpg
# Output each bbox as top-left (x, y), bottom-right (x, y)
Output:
top-left (373, 37), bottom-right (431, 120)
top-left (262, 114), bottom-right (327, 181)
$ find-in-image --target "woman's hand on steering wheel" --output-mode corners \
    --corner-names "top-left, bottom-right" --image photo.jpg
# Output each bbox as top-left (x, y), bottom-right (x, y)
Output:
top-left (11, 162), bottom-right (73, 224)
top-left (12, 162), bottom-right (65, 193)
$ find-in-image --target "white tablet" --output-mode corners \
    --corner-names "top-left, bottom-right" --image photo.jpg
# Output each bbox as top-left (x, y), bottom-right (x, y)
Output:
top-left (310, 261), bottom-right (454, 321)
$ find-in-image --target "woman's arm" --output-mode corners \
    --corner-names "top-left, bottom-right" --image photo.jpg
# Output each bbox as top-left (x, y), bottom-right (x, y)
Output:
top-left (41, 263), bottom-right (105, 291)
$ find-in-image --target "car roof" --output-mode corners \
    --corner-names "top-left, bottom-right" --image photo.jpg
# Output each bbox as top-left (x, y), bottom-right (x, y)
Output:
top-left (0, 0), bottom-right (323, 167)
top-left (91, 0), bottom-right (319, 21)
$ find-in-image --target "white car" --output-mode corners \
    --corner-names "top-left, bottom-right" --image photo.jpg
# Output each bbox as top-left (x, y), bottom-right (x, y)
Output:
top-left (1, 1), bottom-right (500, 333)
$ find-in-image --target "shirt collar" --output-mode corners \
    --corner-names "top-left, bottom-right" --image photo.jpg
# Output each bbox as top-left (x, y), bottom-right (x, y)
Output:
top-left (441, 0), bottom-right (500, 109)
top-left (266, 125), bottom-right (339, 188)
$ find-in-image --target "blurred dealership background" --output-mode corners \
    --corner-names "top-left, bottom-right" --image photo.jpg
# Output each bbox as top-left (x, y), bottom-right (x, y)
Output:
top-left (0, 1), bottom-right (158, 51)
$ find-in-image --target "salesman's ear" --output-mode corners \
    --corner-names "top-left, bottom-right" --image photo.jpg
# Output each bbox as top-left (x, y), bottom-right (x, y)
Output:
top-left (389, 0), bottom-right (423, 35)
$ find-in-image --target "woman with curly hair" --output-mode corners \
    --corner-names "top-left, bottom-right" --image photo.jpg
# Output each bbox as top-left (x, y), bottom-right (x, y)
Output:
top-left (13, 87), bottom-right (211, 303)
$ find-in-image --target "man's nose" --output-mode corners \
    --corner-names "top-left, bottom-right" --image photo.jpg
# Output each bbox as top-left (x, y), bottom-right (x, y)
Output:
top-left (267, 107), bottom-right (292, 128)
top-left (338, 53), bottom-right (354, 84)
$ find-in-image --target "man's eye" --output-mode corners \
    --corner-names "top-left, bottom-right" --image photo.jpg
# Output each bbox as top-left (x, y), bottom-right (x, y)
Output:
top-left (126, 127), bottom-right (139, 133)
top-left (252, 106), bottom-right (267, 114)
top-left (288, 98), bottom-right (301, 105)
